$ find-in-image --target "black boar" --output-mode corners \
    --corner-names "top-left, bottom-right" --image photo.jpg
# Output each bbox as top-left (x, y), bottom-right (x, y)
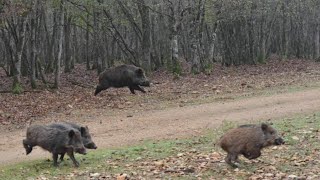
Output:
top-left (23, 125), bottom-right (87, 167)
top-left (94, 64), bottom-right (150, 96)
top-left (48, 122), bottom-right (97, 161)
top-left (219, 123), bottom-right (284, 167)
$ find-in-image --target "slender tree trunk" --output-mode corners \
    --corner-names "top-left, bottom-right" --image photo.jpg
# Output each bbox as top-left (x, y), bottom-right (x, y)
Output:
top-left (30, 0), bottom-right (40, 89)
top-left (190, 0), bottom-right (204, 73)
top-left (137, 0), bottom-right (151, 72)
top-left (37, 57), bottom-right (47, 84)
top-left (168, 8), bottom-right (180, 73)
top-left (315, 23), bottom-right (320, 60)
top-left (282, 0), bottom-right (290, 59)
top-left (86, 9), bottom-right (90, 70)
top-left (171, 33), bottom-right (179, 71)
top-left (12, 18), bottom-right (28, 93)
top-left (72, 26), bottom-right (79, 64)
top-left (45, 11), bottom-right (58, 73)
top-left (54, 0), bottom-right (64, 89)
top-left (64, 12), bottom-right (72, 73)
top-left (30, 17), bottom-right (37, 89)
top-left (92, 5), bottom-right (100, 72)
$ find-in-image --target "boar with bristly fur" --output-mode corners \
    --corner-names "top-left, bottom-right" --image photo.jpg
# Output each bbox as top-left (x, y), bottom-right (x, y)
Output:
top-left (94, 64), bottom-right (150, 96)
top-left (23, 125), bottom-right (87, 167)
top-left (48, 122), bottom-right (97, 161)
top-left (219, 123), bottom-right (284, 167)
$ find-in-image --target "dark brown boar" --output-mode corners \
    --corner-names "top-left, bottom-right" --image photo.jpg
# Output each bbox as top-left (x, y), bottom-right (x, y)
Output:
top-left (94, 64), bottom-right (150, 96)
top-left (48, 122), bottom-right (97, 161)
top-left (23, 125), bottom-right (87, 167)
top-left (219, 123), bottom-right (284, 167)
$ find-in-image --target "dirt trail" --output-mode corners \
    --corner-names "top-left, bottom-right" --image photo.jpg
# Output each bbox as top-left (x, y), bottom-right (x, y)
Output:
top-left (1, 88), bottom-right (320, 166)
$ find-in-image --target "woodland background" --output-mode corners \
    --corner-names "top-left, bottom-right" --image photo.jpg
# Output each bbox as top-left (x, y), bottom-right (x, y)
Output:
top-left (0, 0), bottom-right (319, 92)
top-left (1, 0), bottom-right (320, 127)
top-left (1, 2), bottom-right (320, 179)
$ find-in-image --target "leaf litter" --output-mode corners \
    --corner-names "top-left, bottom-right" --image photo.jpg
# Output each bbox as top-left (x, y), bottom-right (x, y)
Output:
top-left (1, 58), bottom-right (320, 130)
top-left (26, 115), bottom-right (320, 180)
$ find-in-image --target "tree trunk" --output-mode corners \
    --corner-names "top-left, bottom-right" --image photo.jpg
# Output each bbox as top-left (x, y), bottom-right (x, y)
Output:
top-left (315, 23), bottom-right (320, 60)
top-left (171, 33), bottom-right (179, 72)
top-left (45, 10), bottom-right (58, 73)
top-left (282, 0), bottom-right (290, 59)
top-left (190, 0), bottom-right (204, 73)
top-left (12, 18), bottom-right (28, 94)
top-left (86, 8), bottom-right (90, 70)
top-left (54, 0), bottom-right (64, 89)
top-left (167, 1), bottom-right (180, 74)
top-left (37, 57), bottom-right (47, 84)
top-left (64, 12), bottom-right (72, 73)
top-left (30, 0), bottom-right (40, 89)
top-left (137, 0), bottom-right (151, 72)
top-left (92, 4), bottom-right (102, 73)
top-left (30, 17), bottom-right (37, 89)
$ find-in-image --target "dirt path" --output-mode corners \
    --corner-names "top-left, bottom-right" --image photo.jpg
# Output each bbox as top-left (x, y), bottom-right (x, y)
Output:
top-left (1, 88), bottom-right (320, 166)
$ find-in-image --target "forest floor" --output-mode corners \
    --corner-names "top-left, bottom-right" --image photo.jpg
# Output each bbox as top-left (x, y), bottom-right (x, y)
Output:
top-left (1, 57), bottom-right (320, 179)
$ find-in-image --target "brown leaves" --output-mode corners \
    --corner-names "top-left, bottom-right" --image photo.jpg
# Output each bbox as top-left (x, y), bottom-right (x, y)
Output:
top-left (1, 59), bottom-right (320, 130)
top-left (116, 173), bottom-right (129, 180)
top-left (31, 119), bottom-right (320, 180)
top-left (101, 138), bottom-right (319, 179)
top-left (124, 151), bottom-right (225, 178)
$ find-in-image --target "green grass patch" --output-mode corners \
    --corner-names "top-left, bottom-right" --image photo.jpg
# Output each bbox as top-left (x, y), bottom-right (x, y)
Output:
top-left (1, 113), bottom-right (320, 179)
top-left (12, 82), bottom-right (23, 94)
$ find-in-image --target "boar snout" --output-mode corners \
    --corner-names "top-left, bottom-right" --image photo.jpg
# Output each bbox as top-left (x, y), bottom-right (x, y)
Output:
top-left (86, 142), bottom-right (97, 149)
top-left (275, 137), bottom-right (285, 145)
top-left (76, 147), bottom-right (87, 155)
top-left (141, 80), bottom-right (150, 87)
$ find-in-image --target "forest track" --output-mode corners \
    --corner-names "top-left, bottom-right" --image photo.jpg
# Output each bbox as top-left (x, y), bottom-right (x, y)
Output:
top-left (1, 87), bottom-right (320, 166)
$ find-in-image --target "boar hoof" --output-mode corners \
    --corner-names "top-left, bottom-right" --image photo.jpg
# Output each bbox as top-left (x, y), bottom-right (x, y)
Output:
top-left (228, 162), bottom-right (238, 168)
top-left (53, 162), bottom-right (59, 167)
top-left (74, 161), bottom-right (80, 167)
top-left (25, 147), bottom-right (32, 155)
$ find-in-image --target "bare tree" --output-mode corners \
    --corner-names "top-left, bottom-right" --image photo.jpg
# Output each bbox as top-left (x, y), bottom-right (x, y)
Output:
top-left (54, 0), bottom-right (64, 88)
top-left (137, 0), bottom-right (151, 72)
top-left (1, 0), bottom-right (320, 92)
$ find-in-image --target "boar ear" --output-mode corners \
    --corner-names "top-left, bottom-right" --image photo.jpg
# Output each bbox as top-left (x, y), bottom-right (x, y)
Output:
top-left (136, 68), bottom-right (143, 75)
top-left (68, 130), bottom-right (75, 138)
top-left (80, 127), bottom-right (86, 136)
top-left (261, 123), bottom-right (268, 132)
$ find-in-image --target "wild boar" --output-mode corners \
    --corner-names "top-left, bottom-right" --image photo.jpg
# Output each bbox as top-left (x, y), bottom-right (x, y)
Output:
top-left (94, 64), bottom-right (150, 95)
top-left (23, 125), bottom-right (86, 167)
top-left (219, 123), bottom-right (284, 167)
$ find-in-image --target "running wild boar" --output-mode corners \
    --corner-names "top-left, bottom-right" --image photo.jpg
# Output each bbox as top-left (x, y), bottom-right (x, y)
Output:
top-left (94, 64), bottom-right (150, 95)
top-left (48, 122), bottom-right (97, 161)
top-left (219, 123), bottom-right (284, 167)
top-left (23, 125), bottom-right (86, 167)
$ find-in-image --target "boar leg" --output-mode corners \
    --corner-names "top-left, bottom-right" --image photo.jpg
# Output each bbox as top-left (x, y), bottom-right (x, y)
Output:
top-left (129, 86), bottom-right (136, 94)
top-left (234, 155), bottom-right (241, 163)
top-left (225, 153), bottom-right (232, 164)
top-left (67, 151), bottom-right (80, 167)
top-left (23, 139), bottom-right (33, 155)
top-left (52, 153), bottom-right (59, 167)
top-left (225, 153), bottom-right (238, 167)
top-left (94, 85), bottom-right (109, 96)
top-left (59, 153), bottom-right (65, 161)
top-left (133, 85), bottom-right (146, 93)
top-left (243, 149), bottom-right (261, 160)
